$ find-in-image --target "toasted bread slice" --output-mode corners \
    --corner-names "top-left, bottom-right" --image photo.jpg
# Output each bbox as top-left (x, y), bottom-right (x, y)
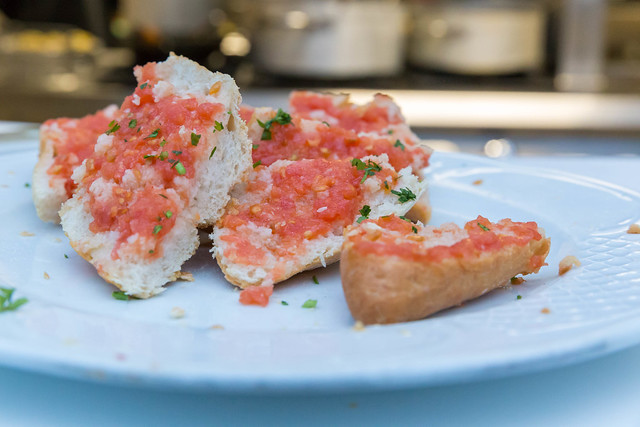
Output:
top-left (341, 215), bottom-right (551, 324)
top-left (212, 154), bottom-right (427, 290)
top-left (288, 91), bottom-right (432, 223)
top-left (33, 105), bottom-right (118, 223)
top-left (60, 54), bottom-right (252, 298)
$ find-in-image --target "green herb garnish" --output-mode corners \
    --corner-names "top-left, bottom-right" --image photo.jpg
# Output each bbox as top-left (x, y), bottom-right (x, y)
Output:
top-left (64, 254), bottom-right (69, 259)
top-left (160, 139), bottom-right (167, 147)
top-left (153, 225), bottom-right (162, 235)
top-left (252, 144), bottom-right (259, 150)
top-left (257, 109), bottom-right (292, 140)
top-left (516, 295), bottom-right (522, 300)
top-left (394, 140), bottom-right (405, 151)
top-left (174, 161), bottom-right (186, 175)
top-left (0, 287), bottom-right (27, 312)
top-left (302, 299), bottom-right (317, 309)
top-left (159, 151), bottom-right (168, 161)
top-left (158, 194), bottom-right (168, 199)
top-left (128, 119), bottom-right (137, 129)
top-left (312, 275), bottom-right (319, 285)
top-left (322, 121), bottom-right (330, 127)
top-left (143, 154), bottom-right (156, 159)
top-left (214, 121), bottom-right (224, 132)
top-left (172, 150), bottom-right (182, 156)
top-left (412, 226), bottom-right (418, 234)
top-left (24, 182), bottom-right (30, 188)
top-left (351, 158), bottom-right (382, 184)
top-left (388, 129), bottom-right (393, 135)
top-left (112, 291), bottom-right (129, 301)
top-left (105, 120), bottom-right (120, 135)
top-left (356, 205), bottom-right (371, 223)
top-left (191, 132), bottom-right (201, 146)
top-left (391, 187), bottom-right (416, 203)
top-left (209, 146), bottom-right (217, 159)
top-left (139, 82), bottom-right (148, 89)
top-left (253, 160), bottom-right (262, 168)
top-left (164, 210), bottom-right (173, 219)
top-left (477, 222), bottom-right (490, 232)
top-left (281, 300), bottom-right (289, 306)
top-left (145, 128), bottom-right (160, 139)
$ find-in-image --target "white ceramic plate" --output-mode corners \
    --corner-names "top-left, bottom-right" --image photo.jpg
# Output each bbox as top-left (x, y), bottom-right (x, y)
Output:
top-left (1, 146), bottom-right (639, 393)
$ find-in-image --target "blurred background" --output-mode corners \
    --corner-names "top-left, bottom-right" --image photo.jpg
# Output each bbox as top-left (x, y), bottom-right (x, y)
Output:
top-left (1, 0), bottom-right (639, 156)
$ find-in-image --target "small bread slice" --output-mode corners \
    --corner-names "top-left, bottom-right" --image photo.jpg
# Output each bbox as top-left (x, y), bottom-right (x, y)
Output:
top-left (341, 215), bottom-right (551, 324)
top-left (60, 54), bottom-right (252, 298)
top-left (288, 91), bottom-right (432, 223)
top-left (33, 105), bottom-right (118, 223)
top-left (212, 154), bottom-right (427, 291)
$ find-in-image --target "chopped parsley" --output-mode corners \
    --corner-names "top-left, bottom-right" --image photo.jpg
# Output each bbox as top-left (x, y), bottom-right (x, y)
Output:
top-left (153, 225), bottom-right (162, 235)
top-left (164, 210), bottom-right (173, 219)
top-left (302, 299), bottom-right (317, 309)
top-left (140, 82), bottom-right (148, 89)
top-left (516, 295), bottom-right (522, 300)
top-left (191, 132), bottom-right (201, 146)
top-left (143, 154), bottom-right (156, 159)
top-left (384, 180), bottom-right (389, 190)
top-left (257, 109), bottom-right (292, 140)
top-left (159, 151), bottom-right (168, 160)
top-left (312, 275), bottom-right (319, 285)
top-left (160, 139), bottom-right (167, 147)
top-left (64, 254), bottom-right (69, 259)
top-left (356, 205), bottom-right (371, 223)
top-left (281, 300), bottom-right (289, 306)
top-left (112, 291), bottom-right (129, 301)
top-left (351, 158), bottom-right (382, 183)
top-left (209, 146), bottom-right (217, 159)
top-left (0, 287), bottom-right (27, 312)
top-left (158, 194), bottom-right (168, 199)
top-left (214, 121), bottom-right (224, 132)
top-left (24, 182), bottom-right (30, 188)
top-left (128, 119), bottom-right (137, 129)
top-left (412, 226), bottom-right (418, 234)
top-left (394, 139), bottom-right (405, 151)
top-left (145, 128), bottom-right (160, 139)
top-left (252, 144), bottom-right (259, 150)
top-left (391, 187), bottom-right (417, 203)
top-left (253, 160), bottom-right (262, 168)
top-left (172, 150), bottom-right (182, 156)
top-left (387, 129), bottom-right (393, 135)
top-left (477, 222), bottom-right (490, 232)
top-left (322, 121), bottom-right (330, 127)
top-left (174, 161), bottom-right (186, 175)
top-left (105, 120), bottom-right (120, 135)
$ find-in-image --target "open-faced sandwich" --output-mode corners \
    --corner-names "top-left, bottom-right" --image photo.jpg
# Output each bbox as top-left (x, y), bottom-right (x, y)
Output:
top-left (341, 215), bottom-right (551, 324)
top-left (33, 105), bottom-right (118, 223)
top-left (59, 54), bottom-right (252, 298)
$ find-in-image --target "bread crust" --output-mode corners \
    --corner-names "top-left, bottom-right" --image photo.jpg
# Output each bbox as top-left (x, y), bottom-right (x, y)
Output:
top-left (341, 229), bottom-right (550, 325)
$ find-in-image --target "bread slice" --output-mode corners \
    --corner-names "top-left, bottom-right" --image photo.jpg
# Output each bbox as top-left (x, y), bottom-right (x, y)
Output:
top-left (288, 91), bottom-right (432, 223)
top-left (33, 105), bottom-right (118, 223)
top-left (60, 54), bottom-right (252, 298)
top-left (341, 215), bottom-right (551, 324)
top-left (212, 154), bottom-right (427, 291)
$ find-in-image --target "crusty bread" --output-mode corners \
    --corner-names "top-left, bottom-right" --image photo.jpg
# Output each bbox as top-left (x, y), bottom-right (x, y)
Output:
top-left (33, 105), bottom-right (118, 223)
top-left (341, 215), bottom-right (551, 324)
top-left (60, 54), bottom-right (252, 298)
top-left (212, 154), bottom-right (427, 289)
top-left (288, 91), bottom-right (432, 223)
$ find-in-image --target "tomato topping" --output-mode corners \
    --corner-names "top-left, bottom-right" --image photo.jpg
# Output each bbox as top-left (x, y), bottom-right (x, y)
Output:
top-left (353, 215), bottom-right (543, 263)
top-left (239, 285), bottom-right (273, 307)
top-left (45, 108), bottom-right (115, 197)
top-left (81, 62), bottom-right (225, 259)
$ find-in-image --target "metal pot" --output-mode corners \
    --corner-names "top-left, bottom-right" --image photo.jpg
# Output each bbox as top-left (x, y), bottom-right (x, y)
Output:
top-left (408, 0), bottom-right (546, 75)
top-left (252, 0), bottom-right (406, 79)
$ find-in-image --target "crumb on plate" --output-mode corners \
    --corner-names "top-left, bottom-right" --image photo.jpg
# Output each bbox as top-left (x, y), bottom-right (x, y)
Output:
top-left (559, 255), bottom-right (581, 276)
top-left (541, 307), bottom-right (551, 314)
top-left (353, 320), bottom-right (366, 332)
top-left (20, 231), bottom-right (34, 237)
top-left (170, 306), bottom-right (185, 319)
top-left (627, 224), bottom-right (640, 234)
top-left (472, 179), bottom-right (483, 186)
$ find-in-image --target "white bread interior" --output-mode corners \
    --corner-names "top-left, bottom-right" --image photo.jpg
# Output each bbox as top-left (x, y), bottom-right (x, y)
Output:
top-left (60, 54), bottom-right (251, 298)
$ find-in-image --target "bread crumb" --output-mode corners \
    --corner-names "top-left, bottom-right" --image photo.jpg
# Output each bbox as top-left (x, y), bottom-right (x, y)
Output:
top-left (20, 231), bottom-right (34, 237)
top-left (472, 179), bottom-right (483, 185)
top-left (559, 255), bottom-right (581, 275)
top-left (54, 238), bottom-right (62, 243)
top-left (627, 224), bottom-right (640, 234)
top-left (510, 276), bottom-right (525, 285)
top-left (400, 329), bottom-right (412, 337)
top-left (43, 272), bottom-right (50, 280)
top-left (210, 324), bottom-right (225, 330)
top-left (176, 271), bottom-right (194, 282)
top-left (353, 320), bottom-right (366, 331)
top-left (170, 306), bottom-right (185, 319)
top-left (541, 307), bottom-right (551, 314)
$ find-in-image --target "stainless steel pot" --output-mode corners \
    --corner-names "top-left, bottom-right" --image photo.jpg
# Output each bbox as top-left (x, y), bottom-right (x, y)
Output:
top-left (252, 0), bottom-right (406, 79)
top-left (408, 0), bottom-right (546, 75)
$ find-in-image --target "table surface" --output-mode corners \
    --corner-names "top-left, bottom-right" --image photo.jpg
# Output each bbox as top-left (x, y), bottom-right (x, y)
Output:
top-left (1, 135), bottom-right (639, 426)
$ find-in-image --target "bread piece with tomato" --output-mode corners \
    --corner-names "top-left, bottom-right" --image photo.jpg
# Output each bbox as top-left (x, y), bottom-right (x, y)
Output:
top-left (60, 54), bottom-right (252, 298)
top-left (341, 215), bottom-right (551, 324)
